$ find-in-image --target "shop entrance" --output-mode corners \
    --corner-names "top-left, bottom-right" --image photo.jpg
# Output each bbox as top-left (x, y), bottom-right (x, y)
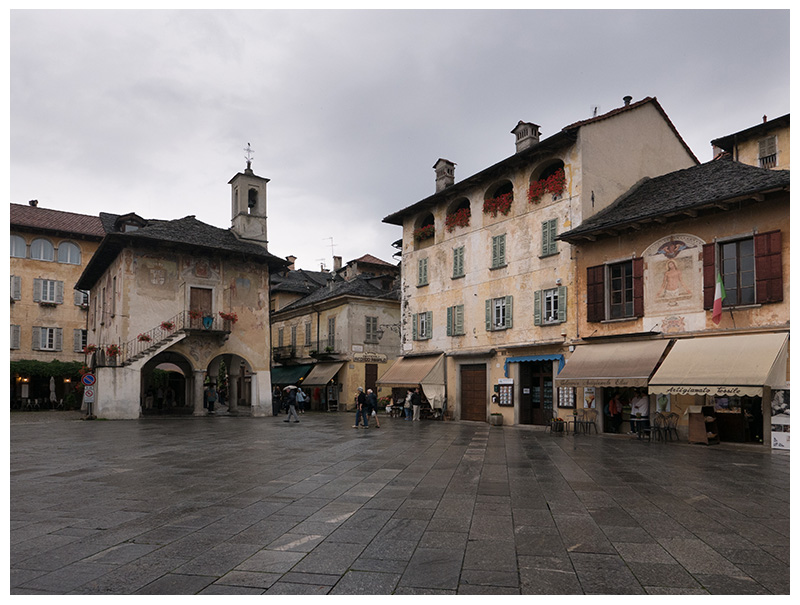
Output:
top-left (519, 361), bottom-right (553, 425)
top-left (460, 364), bottom-right (486, 422)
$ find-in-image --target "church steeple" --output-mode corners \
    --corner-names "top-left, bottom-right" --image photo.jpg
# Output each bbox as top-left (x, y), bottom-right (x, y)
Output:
top-left (229, 143), bottom-right (269, 246)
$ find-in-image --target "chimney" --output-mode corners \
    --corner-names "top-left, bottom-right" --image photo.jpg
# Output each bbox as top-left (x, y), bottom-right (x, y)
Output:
top-left (28, 199), bottom-right (38, 207)
top-left (623, 95), bottom-right (633, 106)
top-left (433, 158), bottom-right (455, 192)
top-left (763, 115), bottom-right (768, 123)
top-left (333, 255), bottom-right (343, 271)
top-left (511, 121), bottom-right (541, 153)
top-left (286, 255), bottom-right (296, 271)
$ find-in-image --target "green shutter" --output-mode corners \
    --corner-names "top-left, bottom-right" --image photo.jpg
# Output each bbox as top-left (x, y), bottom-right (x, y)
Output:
top-left (446, 306), bottom-right (453, 336)
top-left (505, 295), bottom-right (513, 329)
top-left (542, 219), bottom-right (557, 256)
top-left (455, 305), bottom-right (464, 335)
top-left (534, 290), bottom-right (542, 326)
top-left (491, 234), bottom-right (506, 268)
top-left (412, 313), bottom-right (418, 340)
top-left (11, 275), bottom-right (21, 300)
top-left (557, 286), bottom-right (567, 323)
top-left (453, 246), bottom-right (464, 277)
top-left (425, 311), bottom-right (433, 339)
top-left (485, 299), bottom-right (492, 331)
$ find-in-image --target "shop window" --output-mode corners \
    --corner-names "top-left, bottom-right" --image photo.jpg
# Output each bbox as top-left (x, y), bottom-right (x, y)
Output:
top-left (486, 296), bottom-right (513, 331)
top-left (412, 311), bottom-right (432, 340)
top-left (586, 259), bottom-right (644, 322)
top-left (57, 241), bottom-right (81, 264)
top-left (446, 305), bottom-right (464, 336)
top-left (534, 286), bottom-right (567, 325)
top-left (10, 235), bottom-right (26, 258)
top-left (30, 238), bottom-right (54, 261)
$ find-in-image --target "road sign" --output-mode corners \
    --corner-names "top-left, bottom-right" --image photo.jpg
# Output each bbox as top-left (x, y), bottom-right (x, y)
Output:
top-left (82, 373), bottom-right (96, 387)
top-left (84, 388), bottom-right (95, 403)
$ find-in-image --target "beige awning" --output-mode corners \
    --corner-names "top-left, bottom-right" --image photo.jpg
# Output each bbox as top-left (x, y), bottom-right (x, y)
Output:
top-left (377, 354), bottom-right (446, 409)
top-left (302, 362), bottom-right (345, 386)
top-left (648, 333), bottom-right (789, 398)
top-left (554, 340), bottom-right (671, 387)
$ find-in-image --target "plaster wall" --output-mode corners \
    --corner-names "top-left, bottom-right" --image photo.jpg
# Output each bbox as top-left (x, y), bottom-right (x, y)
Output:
top-left (730, 127), bottom-right (790, 170)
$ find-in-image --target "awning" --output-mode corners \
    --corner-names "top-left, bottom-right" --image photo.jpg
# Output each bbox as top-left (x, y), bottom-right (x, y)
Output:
top-left (302, 362), bottom-right (346, 386)
top-left (270, 364), bottom-right (313, 386)
top-left (554, 340), bottom-right (671, 387)
top-left (648, 333), bottom-right (789, 398)
top-left (504, 354), bottom-right (565, 377)
top-left (376, 354), bottom-right (446, 409)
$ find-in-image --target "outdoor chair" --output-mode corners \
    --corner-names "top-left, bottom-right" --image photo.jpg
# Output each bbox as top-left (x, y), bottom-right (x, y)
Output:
top-left (664, 412), bottom-right (680, 441)
top-left (652, 412), bottom-right (668, 442)
top-left (578, 408), bottom-right (598, 434)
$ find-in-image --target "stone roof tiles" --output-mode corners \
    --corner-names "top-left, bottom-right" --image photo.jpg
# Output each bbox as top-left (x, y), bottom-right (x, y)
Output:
top-left (10, 203), bottom-right (105, 238)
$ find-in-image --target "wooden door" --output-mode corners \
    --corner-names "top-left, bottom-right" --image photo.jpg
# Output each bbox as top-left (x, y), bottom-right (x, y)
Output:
top-left (460, 364), bottom-right (487, 422)
top-left (364, 364), bottom-right (378, 392)
top-left (520, 361), bottom-right (553, 426)
top-left (190, 287), bottom-right (212, 328)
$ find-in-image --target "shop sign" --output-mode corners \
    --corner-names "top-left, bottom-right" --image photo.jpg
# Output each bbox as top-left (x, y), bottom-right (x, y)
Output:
top-left (353, 352), bottom-right (387, 363)
top-left (660, 385), bottom-right (761, 397)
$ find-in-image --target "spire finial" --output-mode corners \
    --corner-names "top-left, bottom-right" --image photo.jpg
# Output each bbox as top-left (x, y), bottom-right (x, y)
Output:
top-left (244, 142), bottom-right (254, 170)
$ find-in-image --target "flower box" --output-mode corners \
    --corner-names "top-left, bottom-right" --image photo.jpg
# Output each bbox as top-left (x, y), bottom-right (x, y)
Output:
top-left (219, 311), bottom-right (238, 323)
top-left (413, 224), bottom-right (435, 241)
top-left (137, 334), bottom-right (152, 343)
top-left (445, 207), bottom-right (471, 232)
top-left (160, 321), bottom-right (175, 331)
top-left (528, 168), bottom-right (566, 204)
top-left (483, 192), bottom-right (513, 217)
top-left (83, 344), bottom-right (97, 354)
top-left (106, 344), bottom-right (120, 357)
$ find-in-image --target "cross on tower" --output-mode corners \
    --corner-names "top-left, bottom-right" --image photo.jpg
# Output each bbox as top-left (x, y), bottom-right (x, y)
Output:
top-left (244, 143), bottom-right (255, 169)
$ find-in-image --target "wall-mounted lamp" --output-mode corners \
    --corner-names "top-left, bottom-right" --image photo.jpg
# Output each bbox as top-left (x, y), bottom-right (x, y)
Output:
top-left (555, 278), bottom-right (562, 285)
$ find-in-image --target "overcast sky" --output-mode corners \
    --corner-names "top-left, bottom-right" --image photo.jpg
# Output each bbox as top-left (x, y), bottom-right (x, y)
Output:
top-left (9, 9), bottom-right (790, 271)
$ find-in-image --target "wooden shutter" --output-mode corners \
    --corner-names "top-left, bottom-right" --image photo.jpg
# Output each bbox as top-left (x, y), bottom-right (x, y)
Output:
top-left (425, 311), bottom-right (433, 339)
top-left (586, 265), bottom-right (605, 322)
top-left (533, 290), bottom-right (542, 326)
top-left (11, 325), bottom-right (21, 349)
top-left (754, 230), bottom-right (783, 304)
top-left (453, 247), bottom-right (464, 277)
top-left (54, 328), bottom-right (63, 352)
top-left (446, 306), bottom-right (453, 336)
top-left (55, 280), bottom-right (64, 304)
top-left (557, 285), bottom-right (567, 323)
top-left (542, 219), bottom-right (557, 256)
top-left (759, 136), bottom-right (777, 158)
top-left (412, 313), bottom-right (418, 340)
top-left (485, 299), bottom-right (492, 331)
top-left (632, 258), bottom-right (644, 317)
top-left (418, 258), bottom-right (428, 285)
top-left (455, 305), bottom-right (464, 335)
top-left (702, 242), bottom-right (716, 309)
top-left (31, 326), bottom-right (41, 350)
top-left (492, 235), bottom-right (506, 267)
top-left (11, 276), bottom-right (21, 300)
top-left (505, 296), bottom-right (513, 329)
top-left (73, 329), bottom-right (83, 353)
top-left (33, 278), bottom-right (43, 303)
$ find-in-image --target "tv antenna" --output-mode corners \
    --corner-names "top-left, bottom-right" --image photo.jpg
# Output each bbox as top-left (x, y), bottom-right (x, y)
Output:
top-left (323, 236), bottom-right (337, 257)
top-left (590, 105), bottom-right (600, 118)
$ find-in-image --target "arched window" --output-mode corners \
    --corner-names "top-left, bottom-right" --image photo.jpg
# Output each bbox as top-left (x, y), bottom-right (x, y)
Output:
top-left (30, 238), bottom-right (54, 261)
top-left (10, 235), bottom-right (26, 258)
top-left (57, 241), bottom-right (81, 264)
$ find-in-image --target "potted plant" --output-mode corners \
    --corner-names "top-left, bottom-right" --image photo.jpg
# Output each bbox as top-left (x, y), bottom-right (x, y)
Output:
top-left (528, 168), bottom-right (566, 204)
top-left (445, 207), bottom-right (471, 232)
top-left (483, 192), bottom-right (513, 217)
top-left (106, 344), bottom-right (120, 358)
top-left (218, 311), bottom-right (238, 324)
top-left (413, 224), bottom-right (435, 241)
top-left (137, 333), bottom-right (152, 343)
top-left (490, 412), bottom-right (504, 426)
top-left (83, 344), bottom-right (97, 354)
top-left (160, 320), bottom-right (175, 331)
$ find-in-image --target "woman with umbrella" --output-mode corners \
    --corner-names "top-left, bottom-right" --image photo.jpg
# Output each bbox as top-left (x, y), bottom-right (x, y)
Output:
top-left (283, 385), bottom-right (300, 423)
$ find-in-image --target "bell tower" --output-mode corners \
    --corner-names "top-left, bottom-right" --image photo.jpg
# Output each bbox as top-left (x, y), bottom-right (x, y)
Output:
top-left (229, 143), bottom-right (269, 247)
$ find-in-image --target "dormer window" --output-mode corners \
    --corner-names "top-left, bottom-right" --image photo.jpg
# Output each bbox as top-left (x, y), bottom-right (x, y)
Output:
top-left (114, 213), bottom-right (147, 233)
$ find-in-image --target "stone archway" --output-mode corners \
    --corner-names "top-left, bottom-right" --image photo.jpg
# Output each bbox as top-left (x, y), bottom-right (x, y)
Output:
top-left (141, 351), bottom-right (194, 415)
top-left (201, 354), bottom-right (255, 416)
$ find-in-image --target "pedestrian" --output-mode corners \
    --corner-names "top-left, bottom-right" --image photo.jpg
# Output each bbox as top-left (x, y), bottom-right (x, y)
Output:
top-left (629, 388), bottom-right (650, 435)
top-left (272, 386), bottom-right (282, 416)
top-left (608, 391), bottom-right (623, 433)
top-left (207, 384), bottom-right (218, 415)
top-left (296, 387), bottom-right (307, 414)
top-left (283, 386), bottom-right (300, 423)
top-left (144, 389), bottom-right (154, 410)
top-left (411, 386), bottom-right (422, 421)
top-left (353, 386), bottom-right (366, 428)
top-left (404, 389), bottom-right (413, 420)
top-left (366, 388), bottom-right (380, 428)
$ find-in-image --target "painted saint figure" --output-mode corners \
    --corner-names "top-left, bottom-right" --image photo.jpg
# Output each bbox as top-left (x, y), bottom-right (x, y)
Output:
top-left (657, 259), bottom-right (691, 299)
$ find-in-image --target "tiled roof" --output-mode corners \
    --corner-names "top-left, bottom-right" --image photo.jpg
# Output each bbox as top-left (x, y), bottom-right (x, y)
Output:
top-left (10, 203), bottom-right (105, 238)
top-left (276, 274), bottom-right (400, 314)
top-left (711, 114), bottom-right (790, 152)
top-left (559, 161), bottom-right (790, 241)
top-left (348, 254), bottom-right (395, 267)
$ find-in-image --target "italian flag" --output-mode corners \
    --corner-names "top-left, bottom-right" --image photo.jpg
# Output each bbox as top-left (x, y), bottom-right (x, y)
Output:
top-left (712, 271), bottom-right (726, 325)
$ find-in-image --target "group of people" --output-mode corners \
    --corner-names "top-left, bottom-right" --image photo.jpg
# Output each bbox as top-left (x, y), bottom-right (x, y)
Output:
top-left (604, 388), bottom-right (650, 433)
top-left (352, 387), bottom-right (380, 428)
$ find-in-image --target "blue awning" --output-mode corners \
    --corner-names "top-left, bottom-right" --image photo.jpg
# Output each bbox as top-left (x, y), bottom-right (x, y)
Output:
top-left (504, 354), bottom-right (565, 377)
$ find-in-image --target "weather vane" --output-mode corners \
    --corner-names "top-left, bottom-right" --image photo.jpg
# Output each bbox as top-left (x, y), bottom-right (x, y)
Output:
top-left (244, 143), bottom-right (254, 169)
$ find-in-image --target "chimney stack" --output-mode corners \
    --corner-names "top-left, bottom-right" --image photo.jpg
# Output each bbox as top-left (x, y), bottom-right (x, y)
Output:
top-left (286, 255), bottom-right (296, 271)
top-left (623, 95), bottom-right (632, 106)
top-left (28, 199), bottom-right (38, 207)
top-left (433, 158), bottom-right (455, 192)
top-left (511, 121), bottom-right (541, 153)
top-left (333, 255), bottom-right (342, 271)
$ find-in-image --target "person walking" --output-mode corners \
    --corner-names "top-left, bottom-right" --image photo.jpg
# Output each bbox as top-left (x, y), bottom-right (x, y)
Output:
top-left (283, 386), bottom-right (300, 423)
top-left (206, 384), bottom-right (218, 415)
top-left (353, 387), bottom-right (367, 428)
top-left (272, 386), bottom-right (282, 416)
top-left (296, 387), bottom-right (307, 414)
top-left (365, 389), bottom-right (380, 428)
top-left (411, 386), bottom-right (422, 421)
top-left (404, 389), bottom-right (413, 420)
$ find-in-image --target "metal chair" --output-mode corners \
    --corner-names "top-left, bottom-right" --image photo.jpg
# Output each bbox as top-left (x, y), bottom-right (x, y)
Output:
top-left (578, 408), bottom-right (598, 434)
top-left (664, 412), bottom-right (680, 441)
top-left (652, 412), bottom-right (668, 441)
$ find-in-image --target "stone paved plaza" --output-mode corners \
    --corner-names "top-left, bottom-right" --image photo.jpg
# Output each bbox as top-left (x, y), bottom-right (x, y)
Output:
top-left (10, 410), bottom-right (790, 595)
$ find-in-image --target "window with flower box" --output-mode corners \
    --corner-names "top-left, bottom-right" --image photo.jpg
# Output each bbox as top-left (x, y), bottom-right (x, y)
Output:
top-left (33, 278), bottom-right (63, 304)
top-left (534, 287), bottom-right (567, 325)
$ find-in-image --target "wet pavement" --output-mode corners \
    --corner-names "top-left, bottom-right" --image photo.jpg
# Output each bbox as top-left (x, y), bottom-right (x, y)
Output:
top-left (10, 410), bottom-right (790, 595)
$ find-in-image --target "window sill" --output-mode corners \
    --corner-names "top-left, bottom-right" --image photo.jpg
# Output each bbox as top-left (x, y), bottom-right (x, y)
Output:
top-left (417, 283), bottom-right (429, 288)
top-left (720, 303), bottom-right (762, 311)
top-left (601, 317), bottom-right (638, 324)
top-left (539, 252), bottom-right (560, 259)
top-left (490, 264), bottom-right (508, 271)
top-left (451, 274), bottom-right (465, 280)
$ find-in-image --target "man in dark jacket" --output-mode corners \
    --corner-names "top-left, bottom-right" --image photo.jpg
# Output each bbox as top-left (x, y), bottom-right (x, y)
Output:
top-left (353, 387), bottom-right (367, 428)
top-left (411, 387), bottom-right (422, 421)
top-left (364, 388), bottom-right (380, 428)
